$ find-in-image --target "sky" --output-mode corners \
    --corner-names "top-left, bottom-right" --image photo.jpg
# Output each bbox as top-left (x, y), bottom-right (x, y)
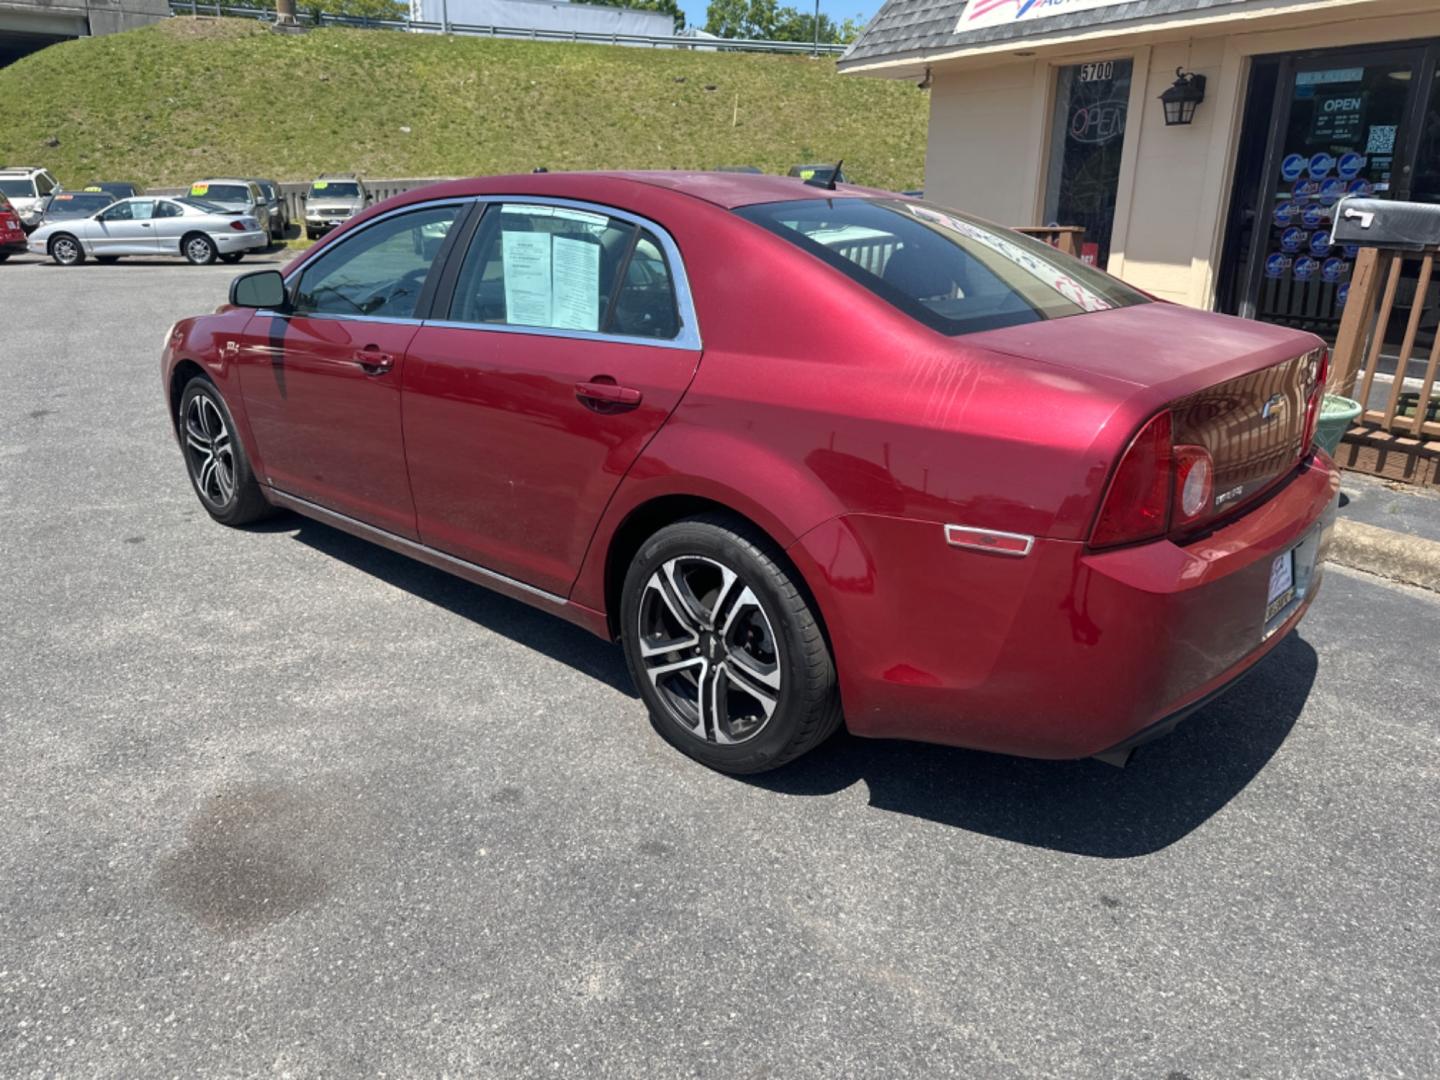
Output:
top-left (676, 0), bottom-right (876, 33)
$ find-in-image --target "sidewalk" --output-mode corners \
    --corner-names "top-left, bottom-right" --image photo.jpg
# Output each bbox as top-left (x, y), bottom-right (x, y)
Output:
top-left (1332, 471), bottom-right (1440, 592)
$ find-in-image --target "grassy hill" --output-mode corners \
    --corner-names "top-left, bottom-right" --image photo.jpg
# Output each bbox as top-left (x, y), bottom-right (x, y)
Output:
top-left (0, 18), bottom-right (928, 190)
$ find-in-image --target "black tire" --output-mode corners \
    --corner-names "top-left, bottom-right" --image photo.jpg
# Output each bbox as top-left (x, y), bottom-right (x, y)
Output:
top-left (219, 252), bottom-right (244, 264)
top-left (177, 377), bottom-right (273, 526)
top-left (95, 255), bottom-right (119, 264)
top-left (620, 514), bottom-right (842, 775)
top-left (0, 251), bottom-right (10, 262)
top-left (182, 232), bottom-right (217, 265)
top-left (305, 228), bottom-right (318, 241)
top-left (49, 234), bottom-right (85, 266)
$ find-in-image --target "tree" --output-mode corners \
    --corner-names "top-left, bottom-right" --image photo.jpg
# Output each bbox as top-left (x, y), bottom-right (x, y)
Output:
top-left (705, 0), bottom-right (859, 42)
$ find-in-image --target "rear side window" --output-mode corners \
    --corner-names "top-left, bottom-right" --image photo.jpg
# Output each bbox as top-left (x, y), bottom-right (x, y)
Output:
top-left (735, 198), bottom-right (1149, 336)
top-left (294, 205), bottom-right (459, 320)
top-left (447, 203), bottom-right (680, 340)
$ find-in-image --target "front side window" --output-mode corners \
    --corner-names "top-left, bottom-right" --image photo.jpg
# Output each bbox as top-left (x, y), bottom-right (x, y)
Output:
top-left (736, 197), bottom-right (1149, 336)
top-left (100, 200), bottom-right (155, 222)
top-left (293, 205), bottom-right (459, 320)
top-left (35, 173), bottom-right (55, 196)
top-left (448, 203), bottom-right (680, 339)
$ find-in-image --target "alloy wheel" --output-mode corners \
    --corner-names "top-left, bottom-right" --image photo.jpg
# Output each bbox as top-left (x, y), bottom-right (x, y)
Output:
top-left (184, 393), bottom-right (235, 507)
top-left (52, 237), bottom-right (80, 265)
top-left (186, 236), bottom-right (215, 264)
top-left (637, 556), bottom-right (781, 745)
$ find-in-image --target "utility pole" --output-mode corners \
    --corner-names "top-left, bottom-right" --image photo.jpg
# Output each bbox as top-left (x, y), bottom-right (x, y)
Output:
top-left (812, 0), bottom-right (819, 55)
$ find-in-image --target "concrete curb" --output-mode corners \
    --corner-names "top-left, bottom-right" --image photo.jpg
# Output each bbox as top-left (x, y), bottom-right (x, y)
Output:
top-left (1330, 518), bottom-right (1440, 594)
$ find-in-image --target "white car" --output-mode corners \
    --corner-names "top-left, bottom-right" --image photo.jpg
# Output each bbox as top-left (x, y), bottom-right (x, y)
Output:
top-left (0, 166), bottom-right (62, 232)
top-left (26, 195), bottom-right (269, 266)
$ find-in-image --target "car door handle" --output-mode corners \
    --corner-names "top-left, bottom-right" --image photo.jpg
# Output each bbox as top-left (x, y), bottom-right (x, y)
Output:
top-left (351, 346), bottom-right (395, 374)
top-left (575, 380), bottom-right (642, 409)
top-left (141, 222), bottom-right (152, 228)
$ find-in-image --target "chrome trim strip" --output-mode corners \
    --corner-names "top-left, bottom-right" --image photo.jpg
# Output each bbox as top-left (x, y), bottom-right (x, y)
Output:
top-left (944, 524), bottom-right (1035, 557)
top-left (419, 317), bottom-right (695, 351)
top-left (266, 488), bottom-right (569, 607)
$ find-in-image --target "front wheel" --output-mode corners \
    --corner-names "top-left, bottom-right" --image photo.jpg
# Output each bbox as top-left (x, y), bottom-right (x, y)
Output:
top-left (620, 515), bottom-right (842, 775)
top-left (177, 378), bottom-right (273, 526)
top-left (49, 234), bottom-right (85, 266)
top-left (183, 233), bottom-right (217, 265)
top-left (219, 252), bottom-right (244, 264)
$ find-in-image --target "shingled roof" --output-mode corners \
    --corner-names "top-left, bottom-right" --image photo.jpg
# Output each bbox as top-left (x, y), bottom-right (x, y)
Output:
top-left (839, 0), bottom-right (1297, 72)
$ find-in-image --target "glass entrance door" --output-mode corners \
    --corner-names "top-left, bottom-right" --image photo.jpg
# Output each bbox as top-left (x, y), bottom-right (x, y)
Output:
top-left (1241, 48), bottom-right (1426, 333)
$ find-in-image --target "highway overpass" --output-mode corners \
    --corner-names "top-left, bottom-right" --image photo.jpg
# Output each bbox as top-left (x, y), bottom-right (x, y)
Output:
top-left (0, 0), bottom-right (167, 65)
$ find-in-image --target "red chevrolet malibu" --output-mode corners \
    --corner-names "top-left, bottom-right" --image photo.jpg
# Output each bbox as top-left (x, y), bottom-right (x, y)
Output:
top-left (161, 172), bottom-right (1338, 773)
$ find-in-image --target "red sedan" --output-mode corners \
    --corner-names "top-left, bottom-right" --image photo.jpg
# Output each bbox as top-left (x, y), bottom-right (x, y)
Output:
top-left (0, 193), bottom-right (26, 261)
top-left (161, 172), bottom-right (1339, 773)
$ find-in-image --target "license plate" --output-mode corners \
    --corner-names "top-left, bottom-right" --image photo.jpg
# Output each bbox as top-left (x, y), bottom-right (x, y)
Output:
top-left (1265, 550), bottom-right (1296, 623)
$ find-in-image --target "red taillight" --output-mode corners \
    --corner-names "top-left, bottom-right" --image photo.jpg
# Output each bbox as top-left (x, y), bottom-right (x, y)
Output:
top-left (1090, 411), bottom-right (1174, 548)
top-left (229, 220), bottom-right (246, 231)
top-left (1173, 445), bottom-right (1214, 525)
top-left (1302, 347), bottom-right (1329, 455)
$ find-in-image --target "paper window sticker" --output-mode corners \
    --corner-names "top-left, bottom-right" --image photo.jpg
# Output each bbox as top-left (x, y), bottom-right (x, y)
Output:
top-left (552, 236), bottom-right (601, 332)
top-left (502, 231), bottom-right (553, 327)
top-left (190, 183), bottom-right (209, 196)
top-left (313, 181), bottom-right (329, 190)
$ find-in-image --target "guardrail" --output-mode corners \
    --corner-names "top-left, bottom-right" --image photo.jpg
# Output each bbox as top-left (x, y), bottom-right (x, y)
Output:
top-left (168, 3), bottom-right (849, 54)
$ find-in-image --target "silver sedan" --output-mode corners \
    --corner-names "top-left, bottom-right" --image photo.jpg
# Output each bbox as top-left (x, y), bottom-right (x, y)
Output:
top-left (26, 196), bottom-right (269, 266)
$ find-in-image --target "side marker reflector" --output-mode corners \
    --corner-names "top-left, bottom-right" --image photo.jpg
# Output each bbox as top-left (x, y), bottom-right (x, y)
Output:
top-left (944, 524), bottom-right (1034, 557)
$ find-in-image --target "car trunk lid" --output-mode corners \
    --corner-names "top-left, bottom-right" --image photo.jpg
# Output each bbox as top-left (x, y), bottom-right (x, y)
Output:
top-left (969, 301), bottom-right (1324, 525)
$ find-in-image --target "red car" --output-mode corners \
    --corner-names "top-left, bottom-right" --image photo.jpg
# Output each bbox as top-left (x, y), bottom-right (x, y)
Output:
top-left (0, 193), bottom-right (26, 261)
top-left (161, 172), bottom-right (1339, 773)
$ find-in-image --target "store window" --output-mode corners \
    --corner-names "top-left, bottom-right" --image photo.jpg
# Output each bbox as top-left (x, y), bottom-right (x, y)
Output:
top-left (1042, 59), bottom-right (1133, 269)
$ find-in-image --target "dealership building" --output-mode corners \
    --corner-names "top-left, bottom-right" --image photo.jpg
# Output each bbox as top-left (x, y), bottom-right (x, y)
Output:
top-left (840, 0), bottom-right (1440, 340)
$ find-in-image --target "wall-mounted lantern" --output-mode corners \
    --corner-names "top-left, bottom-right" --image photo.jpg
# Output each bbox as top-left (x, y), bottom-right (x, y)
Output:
top-left (1159, 68), bottom-right (1207, 126)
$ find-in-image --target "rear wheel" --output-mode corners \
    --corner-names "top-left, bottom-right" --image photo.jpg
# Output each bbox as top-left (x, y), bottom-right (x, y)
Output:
top-left (183, 233), bottom-right (217, 265)
top-left (177, 378), bottom-right (273, 526)
top-left (620, 515), bottom-right (842, 774)
top-left (49, 234), bottom-right (84, 266)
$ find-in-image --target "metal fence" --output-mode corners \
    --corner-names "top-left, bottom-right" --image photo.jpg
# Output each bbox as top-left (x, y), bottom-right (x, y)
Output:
top-left (168, 2), bottom-right (849, 54)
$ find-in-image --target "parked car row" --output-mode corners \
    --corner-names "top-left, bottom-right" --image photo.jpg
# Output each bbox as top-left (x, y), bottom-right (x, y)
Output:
top-left (0, 167), bottom-right (381, 266)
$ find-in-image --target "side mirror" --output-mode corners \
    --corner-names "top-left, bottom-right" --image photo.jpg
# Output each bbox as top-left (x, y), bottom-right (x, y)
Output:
top-left (230, 269), bottom-right (288, 311)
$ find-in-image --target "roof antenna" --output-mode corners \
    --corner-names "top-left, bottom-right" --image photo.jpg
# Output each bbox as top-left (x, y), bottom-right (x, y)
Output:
top-left (825, 160), bottom-right (843, 190)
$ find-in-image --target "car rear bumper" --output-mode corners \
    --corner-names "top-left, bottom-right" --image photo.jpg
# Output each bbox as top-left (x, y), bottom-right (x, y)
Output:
top-left (787, 453), bottom-right (1341, 759)
top-left (216, 229), bottom-right (268, 253)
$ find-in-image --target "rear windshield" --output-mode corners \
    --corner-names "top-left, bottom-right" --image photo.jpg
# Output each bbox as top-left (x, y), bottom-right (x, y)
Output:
top-left (178, 198), bottom-right (223, 214)
top-left (193, 183), bottom-right (251, 203)
top-left (735, 198), bottom-right (1149, 336)
top-left (45, 193), bottom-right (114, 218)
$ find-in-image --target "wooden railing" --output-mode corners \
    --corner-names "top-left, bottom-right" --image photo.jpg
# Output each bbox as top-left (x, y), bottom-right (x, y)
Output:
top-left (1013, 225), bottom-right (1085, 258)
top-left (1331, 245), bottom-right (1440, 439)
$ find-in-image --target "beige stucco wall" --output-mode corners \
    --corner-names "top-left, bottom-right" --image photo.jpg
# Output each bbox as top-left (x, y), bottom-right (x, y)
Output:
top-left (919, 0), bottom-right (1440, 309)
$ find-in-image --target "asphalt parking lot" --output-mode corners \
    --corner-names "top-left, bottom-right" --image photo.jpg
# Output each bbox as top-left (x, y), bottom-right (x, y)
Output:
top-left (2, 252), bottom-right (1438, 1079)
